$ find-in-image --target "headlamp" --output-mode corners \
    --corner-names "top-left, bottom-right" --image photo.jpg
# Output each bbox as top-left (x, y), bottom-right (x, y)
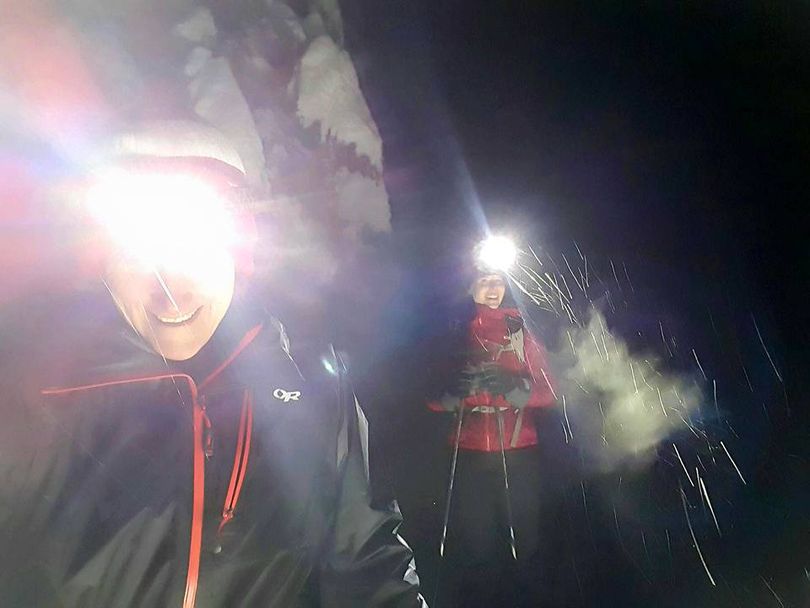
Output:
top-left (475, 235), bottom-right (518, 273)
top-left (85, 168), bottom-right (239, 275)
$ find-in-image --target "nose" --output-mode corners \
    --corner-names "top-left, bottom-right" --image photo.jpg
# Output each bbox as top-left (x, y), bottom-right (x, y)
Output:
top-left (149, 269), bottom-right (196, 312)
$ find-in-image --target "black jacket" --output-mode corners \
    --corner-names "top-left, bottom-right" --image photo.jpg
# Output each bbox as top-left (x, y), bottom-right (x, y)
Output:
top-left (0, 296), bottom-right (426, 607)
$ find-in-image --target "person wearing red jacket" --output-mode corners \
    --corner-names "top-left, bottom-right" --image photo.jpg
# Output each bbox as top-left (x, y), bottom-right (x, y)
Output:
top-left (428, 268), bottom-right (556, 608)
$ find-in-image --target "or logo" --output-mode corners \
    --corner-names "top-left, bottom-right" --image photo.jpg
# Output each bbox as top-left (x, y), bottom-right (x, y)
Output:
top-left (273, 388), bottom-right (301, 403)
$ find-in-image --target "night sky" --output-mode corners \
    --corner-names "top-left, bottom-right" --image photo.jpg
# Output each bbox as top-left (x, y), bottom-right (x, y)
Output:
top-left (342, 2), bottom-right (809, 606)
top-left (346, 2), bottom-right (809, 324)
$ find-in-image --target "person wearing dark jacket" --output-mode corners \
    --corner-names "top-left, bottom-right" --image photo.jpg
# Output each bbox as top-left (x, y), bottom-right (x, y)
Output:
top-left (428, 267), bottom-right (556, 608)
top-left (0, 121), bottom-right (426, 608)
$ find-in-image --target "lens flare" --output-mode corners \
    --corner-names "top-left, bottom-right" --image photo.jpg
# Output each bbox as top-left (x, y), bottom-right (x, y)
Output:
top-left (476, 235), bottom-right (518, 272)
top-left (85, 169), bottom-right (238, 275)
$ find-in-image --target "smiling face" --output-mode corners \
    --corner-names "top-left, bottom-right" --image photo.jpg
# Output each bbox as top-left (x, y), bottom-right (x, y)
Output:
top-left (471, 273), bottom-right (507, 309)
top-left (86, 163), bottom-right (245, 360)
top-left (104, 251), bottom-right (235, 360)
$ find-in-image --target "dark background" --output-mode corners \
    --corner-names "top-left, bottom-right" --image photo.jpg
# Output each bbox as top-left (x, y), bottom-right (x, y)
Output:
top-left (338, 2), bottom-right (809, 606)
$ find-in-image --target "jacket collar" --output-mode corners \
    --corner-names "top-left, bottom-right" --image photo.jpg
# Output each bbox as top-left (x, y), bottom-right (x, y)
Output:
top-left (40, 294), bottom-right (265, 394)
top-left (474, 303), bottom-right (521, 321)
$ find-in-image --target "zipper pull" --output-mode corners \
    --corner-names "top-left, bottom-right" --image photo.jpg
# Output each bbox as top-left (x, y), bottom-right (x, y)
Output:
top-left (212, 509), bottom-right (234, 555)
top-left (218, 510), bottom-right (234, 534)
top-left (213, 393), bottom-right (254, 555)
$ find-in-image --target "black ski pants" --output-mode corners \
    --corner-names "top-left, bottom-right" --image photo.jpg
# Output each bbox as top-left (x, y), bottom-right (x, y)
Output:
top-left (442, 446), bottom-right (549, 608)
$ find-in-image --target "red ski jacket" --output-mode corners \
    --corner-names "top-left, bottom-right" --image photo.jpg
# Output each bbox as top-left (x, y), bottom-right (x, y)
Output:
top-left (428, 305), bottom-right (556, 451)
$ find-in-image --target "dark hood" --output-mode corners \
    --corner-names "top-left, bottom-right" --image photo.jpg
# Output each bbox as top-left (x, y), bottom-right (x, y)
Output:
top-left (15, 288), bottom-right (267, 391)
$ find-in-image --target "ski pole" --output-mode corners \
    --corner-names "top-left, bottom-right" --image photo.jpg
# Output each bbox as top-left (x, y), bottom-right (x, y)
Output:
top-left (496, 407), bottom-right (518, 560)
top-left (439, 401), bottom-right (466, 558)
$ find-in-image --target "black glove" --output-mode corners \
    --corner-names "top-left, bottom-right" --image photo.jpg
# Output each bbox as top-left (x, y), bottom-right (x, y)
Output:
top-left (439, 393), bottom-right (463, 412)
top-left (504, 314), bottom-right (524, 335)
top-left (478, 364), bottom-right (523, 396)
top-left (448, 367), bottom-right (477, 397)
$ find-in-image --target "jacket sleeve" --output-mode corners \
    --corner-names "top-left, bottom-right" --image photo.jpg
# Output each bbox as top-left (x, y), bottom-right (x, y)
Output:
top-left (523, 330), bottom-right (557, 408)
top-left (427, 393), bottom-right (460, 412)
top-left (425, 318), bottom-right (471, 414)
top-left (319, 380), bottom-right (428, 608)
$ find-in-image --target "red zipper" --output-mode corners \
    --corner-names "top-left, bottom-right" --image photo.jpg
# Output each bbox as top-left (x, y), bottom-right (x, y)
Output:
top-left (41, 323), bottom-right (264, 608)
top-left (217, 390), bottom-right (254, 536)
top-left (182, 390), bottom-right (206, 608)
top-left (43, 374), bottom-right (207, 608)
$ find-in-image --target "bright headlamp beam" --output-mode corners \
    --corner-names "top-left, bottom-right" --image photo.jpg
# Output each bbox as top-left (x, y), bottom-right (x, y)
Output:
top-left (85, 169), bottom-right (238, 275)
top-left (476, 235), bottom-right (518, 272)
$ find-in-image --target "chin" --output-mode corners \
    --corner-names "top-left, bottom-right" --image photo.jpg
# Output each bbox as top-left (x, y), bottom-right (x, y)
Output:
top-left (154, 340), bottom-right (208, 361)
top-left (148, 323), bottom-right (217, 361)
top-left (162, 343), bottom-right (208, 361)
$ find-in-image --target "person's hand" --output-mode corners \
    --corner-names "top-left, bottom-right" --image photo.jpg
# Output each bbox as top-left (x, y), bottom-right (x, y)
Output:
top-left (478, 364), bottom-right (522, 396)
top-left (448, 366), bottom-right (478, 397)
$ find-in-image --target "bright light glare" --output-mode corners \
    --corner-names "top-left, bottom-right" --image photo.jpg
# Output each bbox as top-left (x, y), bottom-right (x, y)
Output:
top-left (322, 356), bottom-right (337, 376)
top-left (85, 169), bottom-right (238, 275)
top-left (476, 235), bottom-right (518, 272)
